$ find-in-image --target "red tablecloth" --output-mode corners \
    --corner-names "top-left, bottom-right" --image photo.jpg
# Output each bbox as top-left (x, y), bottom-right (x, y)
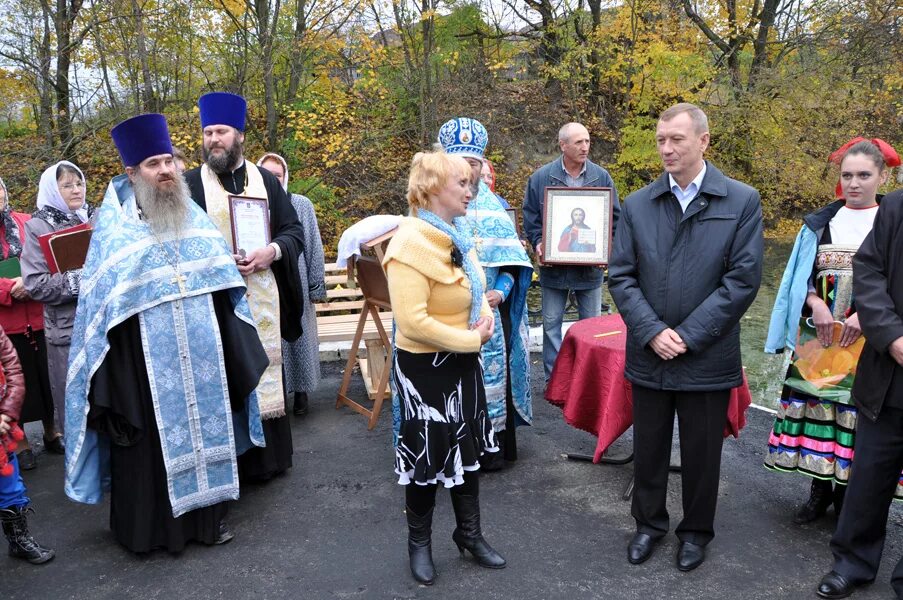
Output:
top-left (545, 314), bottom-right (752, 463)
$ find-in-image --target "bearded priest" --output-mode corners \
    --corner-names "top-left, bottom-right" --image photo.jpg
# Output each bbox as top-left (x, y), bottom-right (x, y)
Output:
top-left (64, 113), bottom-right (269, 553)
top-left (184, 92), bottom-right (304, 481)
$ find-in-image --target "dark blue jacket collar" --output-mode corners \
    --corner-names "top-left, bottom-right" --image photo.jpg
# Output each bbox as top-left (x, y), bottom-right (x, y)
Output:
top-left (649, 161), bottom-right (729, 200)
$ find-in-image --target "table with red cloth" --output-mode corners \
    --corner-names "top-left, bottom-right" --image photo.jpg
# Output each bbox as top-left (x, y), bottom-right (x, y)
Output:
top-left (546, 314), bottom-right (752, 463)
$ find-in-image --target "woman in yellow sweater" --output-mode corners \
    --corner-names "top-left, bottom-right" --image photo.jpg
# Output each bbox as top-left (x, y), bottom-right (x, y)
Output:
top-left (384, 150), bottom-right (504, 585)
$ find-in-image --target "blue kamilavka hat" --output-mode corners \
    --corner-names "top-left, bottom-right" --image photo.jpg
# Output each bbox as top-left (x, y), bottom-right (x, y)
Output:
top-left (437, 117), bottom-right (489, 160)
top-left (110, 113), bottom-right (174, 167)
top-left (198, 92), bottom-right (247, 132)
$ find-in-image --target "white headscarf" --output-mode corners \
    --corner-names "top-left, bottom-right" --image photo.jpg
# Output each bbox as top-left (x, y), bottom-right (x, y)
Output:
top-left (37, 160), bottom-right (89, 223)
top-left (256, 153), bottom-right (289, 192)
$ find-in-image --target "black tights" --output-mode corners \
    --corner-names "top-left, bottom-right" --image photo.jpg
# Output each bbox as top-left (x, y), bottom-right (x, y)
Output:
top-left (405, 472), bottom-right (479, 517)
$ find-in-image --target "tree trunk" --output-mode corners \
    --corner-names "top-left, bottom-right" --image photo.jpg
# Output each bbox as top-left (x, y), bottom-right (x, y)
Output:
top-left (92, 15), bottom-right (119, 112)
top-left (587, 0), bottom-right (602, 108)
top-left (131, 0), bottom-right (156, 111)
top-left (419, 0), bottom-right (435, 146)
top-left (286, 0), bottom-right (308, 102)
top-left (255, 0), bottom-right (281, 150)
top-left (38, 0), bottom-right (55, 149)
top-left (748, 0), bottom-right (780, 89)
top-left (52, 0), bottom-right (86, 157)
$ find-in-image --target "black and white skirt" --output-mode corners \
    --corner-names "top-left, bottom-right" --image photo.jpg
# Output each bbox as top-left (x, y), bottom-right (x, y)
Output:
top-left (394, 349), bottom-right (498, 487)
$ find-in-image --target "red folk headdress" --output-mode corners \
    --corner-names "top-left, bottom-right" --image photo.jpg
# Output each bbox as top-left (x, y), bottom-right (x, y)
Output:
top-left (829, 137), bottom-right (901, 199)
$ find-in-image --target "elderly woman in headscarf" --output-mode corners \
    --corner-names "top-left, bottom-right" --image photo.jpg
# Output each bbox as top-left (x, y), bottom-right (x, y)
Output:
top-left (0, 177), bottom-right (57, 470)
top-left (21, 161), bottom-right (92, 438)
top-left (257, 153), bottom-right (326, 416)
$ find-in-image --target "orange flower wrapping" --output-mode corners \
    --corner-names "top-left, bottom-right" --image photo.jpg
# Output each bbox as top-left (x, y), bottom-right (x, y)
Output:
top-left (794, 323), bottom-right (865, 388)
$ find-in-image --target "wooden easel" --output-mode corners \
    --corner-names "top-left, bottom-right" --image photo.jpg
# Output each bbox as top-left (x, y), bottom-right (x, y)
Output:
top-left (335, 230), bottom-right (395, 429)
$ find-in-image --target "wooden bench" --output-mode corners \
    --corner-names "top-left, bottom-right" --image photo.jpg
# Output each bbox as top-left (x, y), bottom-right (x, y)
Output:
top-left (317, 229), bottom-right (395, 429)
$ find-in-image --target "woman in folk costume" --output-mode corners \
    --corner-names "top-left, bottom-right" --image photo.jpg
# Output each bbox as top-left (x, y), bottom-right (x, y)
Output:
top-left (256, 153), bottom-right (326, 416)
top-left (764, 138), bottom-right (901, 524)
top-left (21, 162), bottom-right (93, 441)
top-left (386, 150), bottom-right (505, 585)
top-left (437, 117), bottom-right (533, 471)
top-left (0, 324), bottom-right (54, 564)
top-left (0, 178), bottom-right (58, 471)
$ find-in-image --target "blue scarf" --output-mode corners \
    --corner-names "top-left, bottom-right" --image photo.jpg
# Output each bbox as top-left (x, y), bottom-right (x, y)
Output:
top-left (416, 209), bottom-right (484, 326)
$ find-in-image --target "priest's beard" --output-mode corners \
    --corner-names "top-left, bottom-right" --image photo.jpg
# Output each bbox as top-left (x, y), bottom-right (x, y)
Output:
top-left (133, 173), bottom-right (190, 237)
top-left (203, 139), bottom-right (243, 174)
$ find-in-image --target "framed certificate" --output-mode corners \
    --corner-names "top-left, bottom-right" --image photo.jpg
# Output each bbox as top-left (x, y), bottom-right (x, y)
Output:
top-left (228, 195), bottom-right (271, 256)
top-left (541, 187), bottom-right (613, 266)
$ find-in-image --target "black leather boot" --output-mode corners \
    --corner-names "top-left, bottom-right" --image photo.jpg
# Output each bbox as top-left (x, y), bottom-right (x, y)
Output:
top-left (793, 478), bottom-right (834, 524)
top-left (406, 505), bottom-right (436, 585)
top-left (1, 506), bottom-right (55, 564)
top-left (450, 493), bottom-right (506, 569)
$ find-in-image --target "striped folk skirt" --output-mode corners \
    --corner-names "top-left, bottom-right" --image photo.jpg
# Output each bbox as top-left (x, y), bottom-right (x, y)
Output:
top-left (765, 385), bottom-right (903, 500)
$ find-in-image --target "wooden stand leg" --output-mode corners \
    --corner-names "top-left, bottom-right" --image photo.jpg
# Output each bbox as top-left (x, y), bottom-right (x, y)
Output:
top-left (366, 305), bottom-right (393, 429)
top-left (364, 339), bottom-right (384, 392)
top-left (336, 306), bottom-right (369, 409)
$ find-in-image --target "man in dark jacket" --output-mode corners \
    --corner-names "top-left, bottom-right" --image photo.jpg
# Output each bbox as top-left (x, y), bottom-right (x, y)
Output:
top-left (608, 103), bottom-right (763, 572)
top-left (816, 189), bottom-right (903, 600)
top-left (522, 122), bottom-right (620, 381)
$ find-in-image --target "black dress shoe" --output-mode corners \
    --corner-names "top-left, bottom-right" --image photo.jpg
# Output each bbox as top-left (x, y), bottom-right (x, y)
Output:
top-left (627, 532), bottom-right (658, 564)
top-left (817, 571), bottom-right (856, 599)
top-left (676, 541), bottom-right (705, 571)
top-left (43, 435), bottom-right (65, 455)
top-left (16, 450), bottom-right (36, 471)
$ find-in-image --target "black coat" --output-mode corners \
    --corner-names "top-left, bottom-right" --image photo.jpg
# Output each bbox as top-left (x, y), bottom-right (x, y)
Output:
top-left (851, 189), bottom-right (903, 420)
top-left (608, 161), bottom-right (764, 391)
top-left (184, 162), bottom-right (305, 342)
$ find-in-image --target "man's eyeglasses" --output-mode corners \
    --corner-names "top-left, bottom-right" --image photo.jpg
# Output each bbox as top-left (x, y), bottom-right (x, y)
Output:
top-left (59, 182), bottom-right (85, 191)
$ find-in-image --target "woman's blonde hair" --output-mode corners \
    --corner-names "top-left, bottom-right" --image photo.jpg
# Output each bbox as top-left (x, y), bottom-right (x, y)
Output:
top-left (407, 150), bottom-right (472, 213)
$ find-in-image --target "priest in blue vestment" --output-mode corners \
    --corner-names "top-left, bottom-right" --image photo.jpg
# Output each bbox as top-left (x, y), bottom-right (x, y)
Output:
top-left (64, 113), bottom-right (269, 553)
top-left (184, 92), bottom-right (304, 482)
top-left (437, 117), bottom-right (534, 471)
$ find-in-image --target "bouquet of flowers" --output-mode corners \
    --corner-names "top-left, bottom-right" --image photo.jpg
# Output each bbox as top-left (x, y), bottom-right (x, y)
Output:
top-left (784, 318), bottom-right (865, 404)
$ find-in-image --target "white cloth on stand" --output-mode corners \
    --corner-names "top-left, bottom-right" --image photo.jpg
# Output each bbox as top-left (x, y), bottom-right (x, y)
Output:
top-left (336, 215), bottom-right (403, 267)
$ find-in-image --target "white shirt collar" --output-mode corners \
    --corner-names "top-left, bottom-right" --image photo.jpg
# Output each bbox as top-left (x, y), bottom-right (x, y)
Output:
top-left (669, 162), bottom-right (706, 196)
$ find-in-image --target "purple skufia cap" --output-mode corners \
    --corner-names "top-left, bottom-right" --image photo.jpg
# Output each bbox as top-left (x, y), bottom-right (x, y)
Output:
top-left (198, 92), bottom-right (247, 131)
top-left (110, 113), bottom-right (174, 167)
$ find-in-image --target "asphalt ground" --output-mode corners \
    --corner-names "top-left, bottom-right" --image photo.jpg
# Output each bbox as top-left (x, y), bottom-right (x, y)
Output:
top-left (6, 360), bottom-right (903, 600)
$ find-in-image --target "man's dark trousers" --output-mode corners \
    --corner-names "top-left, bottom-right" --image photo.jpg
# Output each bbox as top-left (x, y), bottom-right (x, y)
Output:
top-left (831, 405), bottom-right (903, 596)
top-left (632, 386), bottom-right (730, 545)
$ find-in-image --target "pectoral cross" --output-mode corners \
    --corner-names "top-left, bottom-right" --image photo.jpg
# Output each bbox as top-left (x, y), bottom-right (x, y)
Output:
top-left (172, 273), bottom-right (188, 296)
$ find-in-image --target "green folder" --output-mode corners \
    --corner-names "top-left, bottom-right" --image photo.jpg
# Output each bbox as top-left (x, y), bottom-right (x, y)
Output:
top-left (0, 257), bottom-right (21, 279)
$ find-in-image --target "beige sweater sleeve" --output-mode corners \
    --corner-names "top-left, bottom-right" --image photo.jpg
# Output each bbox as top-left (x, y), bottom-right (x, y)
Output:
top-left (387, 260), bottom-right (482, 353)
